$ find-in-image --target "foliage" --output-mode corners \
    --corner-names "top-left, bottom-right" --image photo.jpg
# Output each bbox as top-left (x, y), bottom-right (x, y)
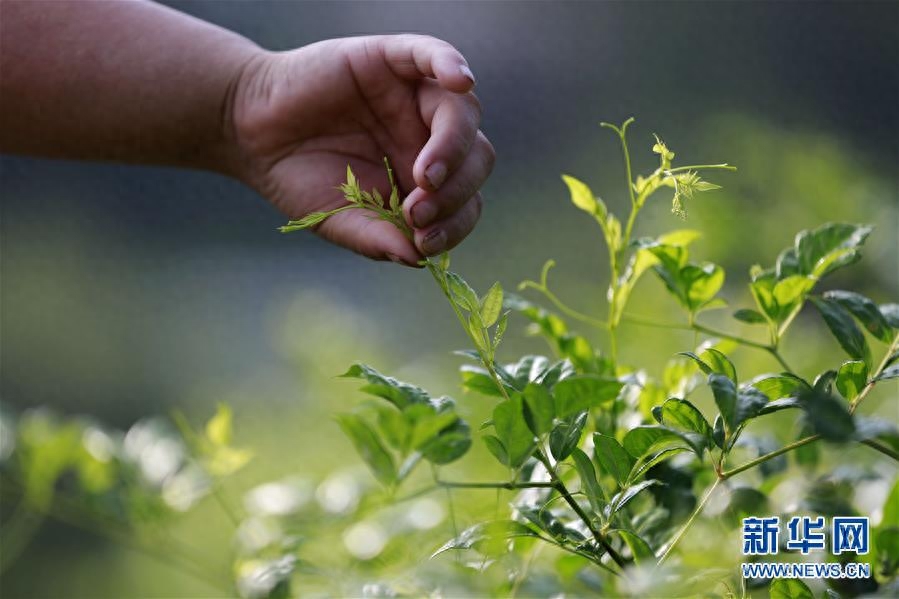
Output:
top-left (2, 119), bottom-right (897, 598)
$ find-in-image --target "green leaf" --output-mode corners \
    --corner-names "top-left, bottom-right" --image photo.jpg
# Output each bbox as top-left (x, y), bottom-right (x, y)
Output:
top-left (549, 412), bottom-right (587, 461)
top-left (431, 521), bottom-right (539, 558)
top-left (493, 397), bottom-right (535, 468)
top-left (682, 263), bottom-right (725, 311)
top-left (824, 290), bottom-right (894, 343)
top-left (446, 271), bottom-right (479, 312)
top-left (336, 414), bottom-right (396, 486)
top-left (420, 420), bottom-right (471, 465)
top-left (733, 309), bottom-right (767, 324)
top-left (877, 363), bottom-right (899, 382)
top-left (562, 174), bottom-right (606, 220)
top-left (795, 223), bottom-right (872, 279)
top-left (708, 374), bottom-right (768, 434)
top-left (479, 282), bottom-right (504, 327)
top-left (747, 373), bottom-right (810, 400)
top-left (341, 363), bottom-right (430, 408)
top-left (798, 389), bottom-right (855, 442)
top-left (482, 435), bottom-right (508, 466)
top-left (622, 426), bottom-right (696, 459)
top-left (880, 303), bottom-right (899, 328)
top-left (522, 383), bottom-right (555, 436)
top-left (614, 529), bottom-right (655, 564)
top-left (552, 375), bottom-right (623, 419)
top-left (460, 365), bottom-right (505, 397)
top-left (658, 398), bottom-right (712, 443)
top-left (605, 480), bottom-right (662, 517)
top-left (769, 578), bottom-right (813, 599)
top-left (571, 448), bottom-right (605, 513)
top-left (205, 403), bottom-right (233, 446)
top-left (810, 297), bottom-right (871, 364)
top-left (700, 348), bottom-right (737, 383)
top-left (836, 360), bottom-right (868, 400)
top-left (592, 433), bottom-right (635, 487)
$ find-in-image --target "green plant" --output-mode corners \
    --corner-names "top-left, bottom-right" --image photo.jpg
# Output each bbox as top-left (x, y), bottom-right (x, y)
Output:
top-left (2, 119), bottom-right (896, 598)
top-left (279, 118), bottom-right (899, 597)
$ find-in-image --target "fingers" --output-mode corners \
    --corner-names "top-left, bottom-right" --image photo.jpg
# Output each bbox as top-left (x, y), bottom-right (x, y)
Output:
top-left (414, 193), bottom-right (483, 256)
top-left (380, 34), bottom-right (475, 93)
top-left (405, 130), bottom-right (494, 230)
top-left (315, 208), bottom-right (423, 267)
top-left (413, 81), bottom-right (482, 192)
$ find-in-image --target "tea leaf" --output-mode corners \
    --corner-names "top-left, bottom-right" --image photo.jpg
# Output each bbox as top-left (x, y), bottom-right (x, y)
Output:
top-left (592, 433), bottom-right (635, 487)
top-left (732, 308), bottom-right (767, 324)
top-left (835, 360), bottom-right (868, 400)
top-left (798, 389), bottom-right (855, 442)
top-left (571, 448), bottom-right (605, 513)
top-left (549, 412), bottom-right (587, 461)
top-left (810, 296), bottom-right (871, 364)
top-left (493, 397), bottom-right (535, 468)
top-left (522, 383), bottom-right (554, 436)
top-left (562, 174), bottom-right (606, 220)
top-left (482, 434), bottom-right (508, 466)
top-left (479, 282), bottom-right (504, 327)
top-left (769, 578), bottom-right (813, 599)
top-left (824, 290), bottom-right (893, 343)
top-left (336, 414), bottom-right (396, 486)
top-left (552, 375), bottom-right (623, 419)
top-left (431, 521), bottom-right (538, 558)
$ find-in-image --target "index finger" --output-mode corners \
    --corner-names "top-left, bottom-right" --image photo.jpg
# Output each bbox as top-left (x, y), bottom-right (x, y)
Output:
top-left (380, 34), bottom-right (475, 93)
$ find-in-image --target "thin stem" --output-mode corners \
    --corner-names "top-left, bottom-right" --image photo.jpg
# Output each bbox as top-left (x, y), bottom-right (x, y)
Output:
top-left (861, 439), bottom-right (899, 461)
top-left (436, 479), bottom-right (557, 490)
top-left (722, 435), bottom-right (821, 479)
top-left (850, 332), bottom-right (899, 414)
top-left (519, 281), bottom-right (608, 329)
top-left (656, 477), bottom-right (720, 565)
top-left (665, 164), bottom-right (737, 174)
top-left (535, 451), bottom-right (626, 570)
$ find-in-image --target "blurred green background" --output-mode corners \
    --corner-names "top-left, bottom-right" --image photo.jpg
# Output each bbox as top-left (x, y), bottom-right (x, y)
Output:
top-left (1, 1), bottom-right (897, 597)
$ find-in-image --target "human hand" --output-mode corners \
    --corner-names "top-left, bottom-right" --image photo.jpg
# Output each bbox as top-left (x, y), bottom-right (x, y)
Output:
top-left (229, 35), bottom-right (494, 266)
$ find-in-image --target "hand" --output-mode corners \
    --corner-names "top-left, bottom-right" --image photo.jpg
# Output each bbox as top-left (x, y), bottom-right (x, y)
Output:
top-left (229, 35), bottom-right (494, 266)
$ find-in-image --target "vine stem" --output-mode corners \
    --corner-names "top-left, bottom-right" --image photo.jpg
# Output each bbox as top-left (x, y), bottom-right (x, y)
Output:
top-left (622, 315), bottom-right (796, 372)
top-left (656, 477), bottom-right (720, 565)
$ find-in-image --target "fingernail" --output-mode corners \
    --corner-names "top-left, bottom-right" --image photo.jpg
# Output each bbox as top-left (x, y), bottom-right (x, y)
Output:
top-left (387, 253), bottom-right (411, 267)
top-left (425, 162), bottom-right (447, 189)
top-left (421, 228), bottom-right (447, 255)
top-left (460, 65), bottom-right (476, 85)
top-left (411, 201), bottom-right (437, 228)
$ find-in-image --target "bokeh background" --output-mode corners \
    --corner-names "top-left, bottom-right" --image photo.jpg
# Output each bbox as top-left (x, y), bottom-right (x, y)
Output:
top-left (2, 1), bottom-right (897, 597)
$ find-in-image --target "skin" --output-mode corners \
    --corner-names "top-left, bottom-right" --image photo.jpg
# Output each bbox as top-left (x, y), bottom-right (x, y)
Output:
top-left (0, 0), bottom-right (494, 266)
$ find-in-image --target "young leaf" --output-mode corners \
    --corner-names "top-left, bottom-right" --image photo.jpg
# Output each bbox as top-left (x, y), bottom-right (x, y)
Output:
top-left (336, 414), bottom-right (396, 486)
top-left (700, 348), bottom-right (737, 383)
top-left (604, 480), bottom-right (662, 518)
top-left (747, 372), bottom-right (810, 400)
top-left (592, 433), bottom-right (635, 487)
top-left (732, 309), bottom-right (767, 325)
top-left (522, 383), bottom-right (555, 436)
top-left (341, 363), bottom-right (431, 408)
top-left (835, 360), bottom-right (868, 400)
top-left (810, 296), bottom-right (871, 364)
top-left (795, 223), bottom-right (872, 279)
top-left (460, 365), bottom-right (506, 397)
top-left (552, 375), bottom-right (623, 419)
top-left (493, 397), bottom-right (535, 468)
top-left (682, 263), bottom-right (725, 311)
top-left (420, 420), bottom-right (471, 465)
top-left (708, 374), bottom-right (768, 434)
top-left (479, 282), bottom-right (504, 327)
top-left (614, 530), bottom-right (655, 563)
top-left (431, 521), bottom-right (538, 558)
top-left (769, 578), bottom-right (813, 599)
top-left (205, 403), bottom-right (233, 446)
top-left (562, 174), bottom-right (606, 220)
top-left (446, 271), bottom-right (479, 312)
top-left (658, 398), bottom-right (712, 443)
top-left (482, 434), bottom-right (509, 466)
top-left (549, 412), bottom-right (587, 461)
top-left (571, 448), bottom-right (605, 513)
top-left (622, 425), bottom-right (697, 459)
top-left (823, 290), bottom-right (893, 343)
